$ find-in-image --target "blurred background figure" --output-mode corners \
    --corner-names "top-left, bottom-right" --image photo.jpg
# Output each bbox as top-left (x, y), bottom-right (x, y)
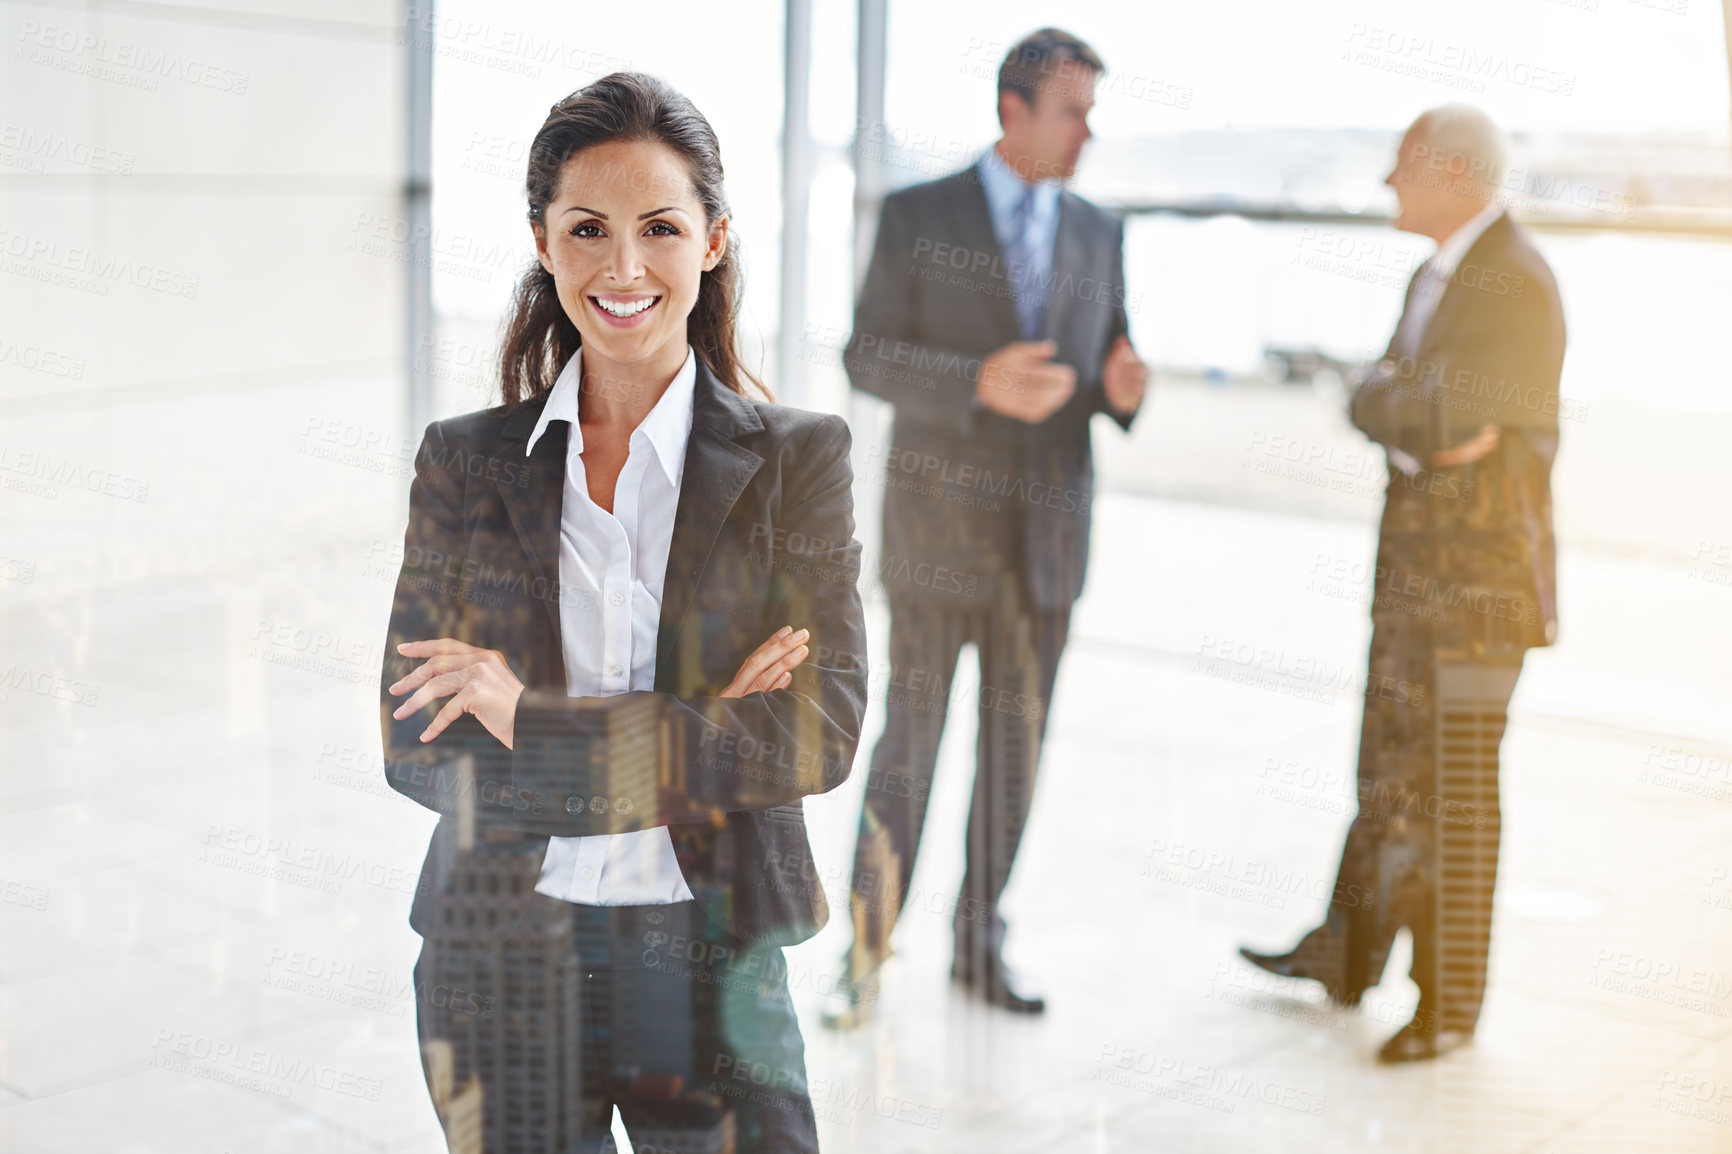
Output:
top-left (823, 27), bottom-right (1148, 1026)
top-left (1241, 105), bottom-right (1566, 1064)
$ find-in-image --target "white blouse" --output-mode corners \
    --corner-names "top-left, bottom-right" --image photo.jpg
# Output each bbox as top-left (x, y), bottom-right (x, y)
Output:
top-left (522, 344), bottom-right (696, 906)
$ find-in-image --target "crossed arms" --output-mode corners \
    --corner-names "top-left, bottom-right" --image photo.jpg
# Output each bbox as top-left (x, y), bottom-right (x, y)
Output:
top-left (377, 416), bottom-right (869, 838)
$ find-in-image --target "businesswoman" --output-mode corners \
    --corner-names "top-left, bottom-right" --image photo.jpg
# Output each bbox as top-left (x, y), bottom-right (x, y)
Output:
top-left (378, 72), bottom-right (867, 1153)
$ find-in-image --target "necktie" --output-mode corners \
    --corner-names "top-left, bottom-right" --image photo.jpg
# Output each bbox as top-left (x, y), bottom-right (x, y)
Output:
top-left (1003, 186), bottom-right (1047, 341)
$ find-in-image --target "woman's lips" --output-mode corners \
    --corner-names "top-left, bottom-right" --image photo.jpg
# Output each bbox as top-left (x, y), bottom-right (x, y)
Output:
top-left (588, 295), bottom-right (661, 328)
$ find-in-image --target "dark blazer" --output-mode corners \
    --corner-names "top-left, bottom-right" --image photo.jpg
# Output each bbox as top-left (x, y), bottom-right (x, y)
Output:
top-left (1351, 212), bottom-right (1566, 653)
top-left (843, 162), bottom-right (1137, 612)
top-left (378, 358), bottom-right (869, 947)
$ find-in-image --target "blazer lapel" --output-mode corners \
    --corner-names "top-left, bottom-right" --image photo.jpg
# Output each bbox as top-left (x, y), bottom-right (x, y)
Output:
top-left (495, 392), bottom-right (567, 649)
top-left (1417, 213), bottom-right (1511, 365)
top-left (947, 168), bottom-right (1022, 346)
top-left (485, 361), bottom-right (766, 690)
top-left (655, 360), bottom-right (765, 683)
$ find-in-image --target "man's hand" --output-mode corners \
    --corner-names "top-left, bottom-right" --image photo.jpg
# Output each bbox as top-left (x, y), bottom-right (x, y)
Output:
top-left (1102, 334), bottom-right (1149, 416)
top-left (976, 339), bottom-right (1076, 423)
top-left (1432, 424), bottom-right (1499, 468)
top-left (719, 626), bottom-right (810, 698)
top-left (390, 639), bottom-right (526, 749)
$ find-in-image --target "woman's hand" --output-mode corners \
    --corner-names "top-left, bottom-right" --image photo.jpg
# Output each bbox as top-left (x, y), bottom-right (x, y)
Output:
top-left (389, 639), bottom-right (526, 749)
top-left (719, 626), bottom-right (810, 698)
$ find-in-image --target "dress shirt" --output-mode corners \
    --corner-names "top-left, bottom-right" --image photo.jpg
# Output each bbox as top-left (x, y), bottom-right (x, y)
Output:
top-left (525, 344), bottom-right (697, 906)
top-left (977, 145), bottom-right (1062, 335)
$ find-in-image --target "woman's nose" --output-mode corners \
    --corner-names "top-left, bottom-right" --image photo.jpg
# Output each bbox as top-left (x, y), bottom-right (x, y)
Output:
top-left (605, 235), bottom-right (646, 282)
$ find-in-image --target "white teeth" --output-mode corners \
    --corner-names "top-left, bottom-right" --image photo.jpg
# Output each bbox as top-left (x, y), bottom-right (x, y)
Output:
top-left (594, 297), bottom-right (656, 317)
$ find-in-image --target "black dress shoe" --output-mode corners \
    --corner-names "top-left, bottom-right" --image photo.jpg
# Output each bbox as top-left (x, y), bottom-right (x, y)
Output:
top-left (1377, 1016), bottom-right (1472, 1063)
top-left (951, 960), bottom-right (1046, 1014)
top-left (1237, 945), bottom-right (1364, 1008)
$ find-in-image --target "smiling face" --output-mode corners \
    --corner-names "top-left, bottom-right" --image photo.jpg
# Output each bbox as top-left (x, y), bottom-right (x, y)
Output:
top-left (531, 138), bottom-right (726, 374)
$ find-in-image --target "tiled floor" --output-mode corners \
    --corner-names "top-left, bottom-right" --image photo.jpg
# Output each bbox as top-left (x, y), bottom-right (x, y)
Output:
top-left (3, 374), bottom-right (1730, 1152)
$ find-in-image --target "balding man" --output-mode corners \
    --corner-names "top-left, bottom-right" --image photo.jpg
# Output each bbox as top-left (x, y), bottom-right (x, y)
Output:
top-left (1240, 106), bottom-right (1566, 1062)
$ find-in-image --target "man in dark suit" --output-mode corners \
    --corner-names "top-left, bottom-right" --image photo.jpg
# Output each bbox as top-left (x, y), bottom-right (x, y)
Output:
top-left (1241, 105), bottom-right (1566, 1062)
top-left (827, 27), bottom-right (1148, 1023)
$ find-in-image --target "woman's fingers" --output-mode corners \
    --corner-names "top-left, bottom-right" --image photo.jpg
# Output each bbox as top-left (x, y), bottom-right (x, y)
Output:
top-left (420, 683), bottom-right (473, 743)
top-left (732, 627), bottom-right (807, 689)
top-left (746, 625), bottom-right (798, 666)
top-left (389, 643), bottom-right (517, 697)
top-left (747, 643), bottom-right (809, 693)
top-left (393, 668), bottom-right (470, 720)
top-left (719, 626), bottom-right (812, 697)
top-left (397, 638), bottom-right (479, 659)
top-left (392, 673), bottom-right (448, 720)
top-left (388, 652), bottom-right (473, 695)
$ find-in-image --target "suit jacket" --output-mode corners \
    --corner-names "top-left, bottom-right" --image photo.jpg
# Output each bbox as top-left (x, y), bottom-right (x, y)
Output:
top-left (378, 358), bottom-right (868, 947)
top-left (1350, 212), bottom-right (1566, 655)
top-left (843, 163), bottom-right (1137, 612)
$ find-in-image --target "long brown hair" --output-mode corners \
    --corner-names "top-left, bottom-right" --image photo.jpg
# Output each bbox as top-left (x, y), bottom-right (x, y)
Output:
top-left (498, 72), bottom-right (767, 407)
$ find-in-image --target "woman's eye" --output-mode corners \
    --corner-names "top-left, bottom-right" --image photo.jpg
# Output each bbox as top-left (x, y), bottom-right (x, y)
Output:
top-left (646, 221), bottom-right (680, 236)
top-left (570, 222), bottom-right (603, 238)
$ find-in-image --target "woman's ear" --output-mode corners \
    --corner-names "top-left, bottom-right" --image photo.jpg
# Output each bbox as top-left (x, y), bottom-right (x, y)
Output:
top-left (703, 216), bottom-right (728, 271)
top-left (530, 222), bottom-right (553, 276)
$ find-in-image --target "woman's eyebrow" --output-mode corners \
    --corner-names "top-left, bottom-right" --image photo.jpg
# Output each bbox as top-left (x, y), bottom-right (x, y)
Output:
top-left (558, 205), bottom-right (692, 220)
